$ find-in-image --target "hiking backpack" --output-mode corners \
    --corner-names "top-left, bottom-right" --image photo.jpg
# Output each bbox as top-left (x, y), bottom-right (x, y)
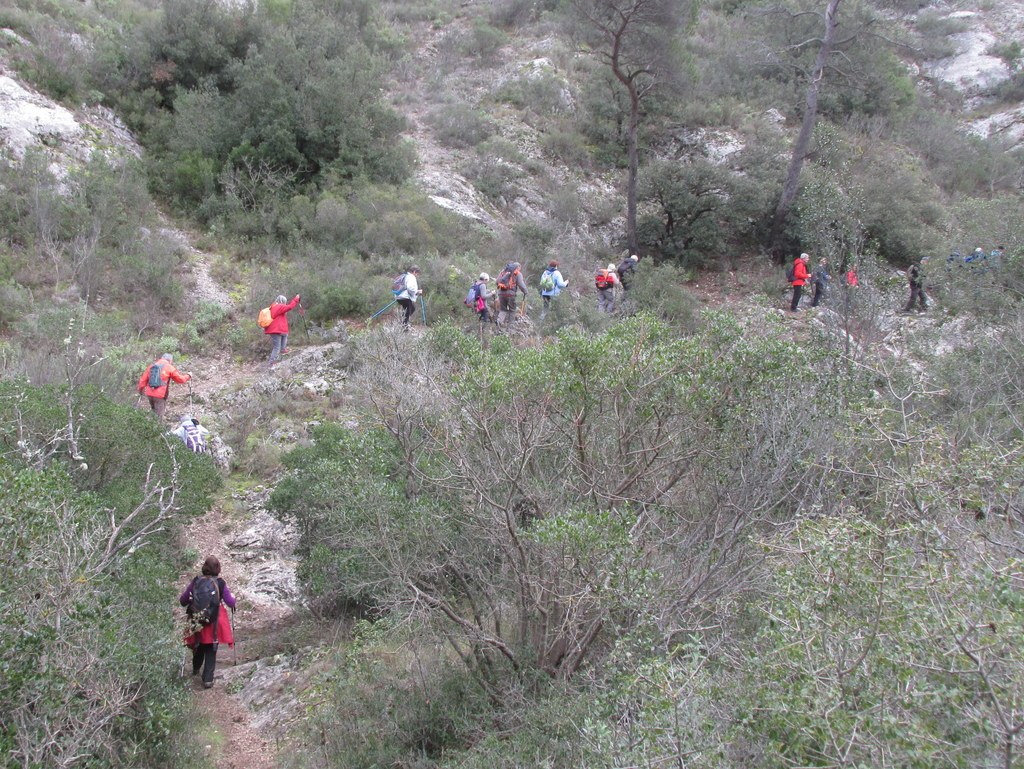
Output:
top-left (539, 270), bottom-right (555, 292)
top-left (464, 282), bottom-right (481, 307)
top-left (183, 422), bottom-right (206, 453)
top-left (187, 576), bottom-right (220, 627)
top-left (496, 264), bottom-right (518, 291)
top-left (391, 273), bottom-right (408, 295)
top-left (147, 362), bottom-right (165, 389)
top-left (257, 307), bottom-right (273, 328)
top-left (785, 265), bottom-right (796, 283)
top-left (595, 269), bottom-right (614, 290)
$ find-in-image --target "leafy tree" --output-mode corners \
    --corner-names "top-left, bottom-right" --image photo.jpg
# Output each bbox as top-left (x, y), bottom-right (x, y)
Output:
top-left (569, 0), bottom-right (697, 253)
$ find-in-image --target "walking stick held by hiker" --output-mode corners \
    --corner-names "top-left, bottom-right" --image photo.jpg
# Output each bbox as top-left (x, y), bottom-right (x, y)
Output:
top-left (368, 299), bottom-right (397, 324)
top-left (187, 377), bottom-right (195, 410)
top-left (297, 300), bottom-right (310, 338)
top-left (230, 607), bottom-right (237, 665)
top-left (420, 291), bottom-right (427, 326)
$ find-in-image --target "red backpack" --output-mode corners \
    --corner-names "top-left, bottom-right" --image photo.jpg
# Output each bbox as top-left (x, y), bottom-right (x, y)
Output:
top-left (595, 269), bottom-right (614, 289)
top-left (496, 265), bottom-right (519, 291)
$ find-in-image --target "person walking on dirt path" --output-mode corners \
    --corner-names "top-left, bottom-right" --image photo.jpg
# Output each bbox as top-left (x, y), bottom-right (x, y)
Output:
top-left (170, 414), bottom-right (210, 453)
top-left (790, 253), bottom-right (811, 312)
top-left (496, 261), bottom-right (529, 329)
top-left (137, 354), bottom-right (191, 420)
top-left (617, 254), bottom-right (639, 291)
top-left (539, 260), bottom-right (568, 319)
top-left (902, 257), bottom-right (930, 313)
top-left (472, 272), bottom-right (496, 326)
top-left (180, 555), bottom-right (236, 690)
top-left (395, 266), bottom-right (422, 331)
top-left (596, 263), bottom-right (619, 313)
top-left (265, 294), bottom-right (300, 366)
top-left (810, 257), bottom-right (831, 308)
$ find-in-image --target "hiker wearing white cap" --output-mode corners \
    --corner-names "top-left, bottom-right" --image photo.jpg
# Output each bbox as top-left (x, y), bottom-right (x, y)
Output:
top-left (470, 272), bottom-right (496, 325)
top-left (789, 253), bottom-right (811, 312)
top-left (617, 254), bottom-right (639, 291)
top-left (595, 262), bottom-right (620, 313)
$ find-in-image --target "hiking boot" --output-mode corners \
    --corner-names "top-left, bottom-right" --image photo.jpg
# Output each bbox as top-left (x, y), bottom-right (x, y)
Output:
top-left (282, 348), bottom-right (291, 354)
top-left (202, 681), bottom-right (213, 689)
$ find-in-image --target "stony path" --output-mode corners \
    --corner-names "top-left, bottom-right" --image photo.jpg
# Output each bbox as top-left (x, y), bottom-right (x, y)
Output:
top-left (172, 230), bottom-right (305, 769)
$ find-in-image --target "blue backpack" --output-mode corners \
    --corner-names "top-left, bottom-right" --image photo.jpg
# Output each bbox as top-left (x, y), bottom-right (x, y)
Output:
top-left (147, 362), bottom-right (165, 389)
top-left (391, 273), bottom-right (408, 295)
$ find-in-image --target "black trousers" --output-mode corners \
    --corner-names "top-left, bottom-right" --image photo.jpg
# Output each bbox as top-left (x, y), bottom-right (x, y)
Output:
top-left (904, 286), bottom-right (928, 311)
top-left (192, 643), bottom-right (219, 684)
top-left (790, 284), bottom-right (804, 311)
top-left (397, 298), bottom-right (415, 327)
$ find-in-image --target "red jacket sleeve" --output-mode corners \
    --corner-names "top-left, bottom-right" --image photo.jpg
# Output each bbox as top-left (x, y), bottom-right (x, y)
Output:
top-left (166, 363), bottom-right (190, 384)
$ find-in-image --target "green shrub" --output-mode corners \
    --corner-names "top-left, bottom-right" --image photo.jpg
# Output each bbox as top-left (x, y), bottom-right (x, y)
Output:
top-left (457, 20), bottom-right (507, 60)
top-left (428, 103), bottom-right (496, 149)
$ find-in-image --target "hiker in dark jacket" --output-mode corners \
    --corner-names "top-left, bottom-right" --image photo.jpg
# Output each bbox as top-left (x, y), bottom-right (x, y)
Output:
top-left (496, 262), bottom-right (529, 328)
top-left (903, 257), bottom-right (929, 313)
top-left (617, 254), bottom-right (639, 291)
top-left (265, 294), bottom-right (300, 365)
top-left (137, 354), bottom-right (191, 420)
top-left (810, 257), bottom-right (831, 308)
top-left (180, 555), bottom-right (236, 689)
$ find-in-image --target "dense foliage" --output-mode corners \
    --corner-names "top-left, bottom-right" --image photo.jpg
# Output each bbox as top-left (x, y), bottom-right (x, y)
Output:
top-left (0, 381), bottom-right (220, 769)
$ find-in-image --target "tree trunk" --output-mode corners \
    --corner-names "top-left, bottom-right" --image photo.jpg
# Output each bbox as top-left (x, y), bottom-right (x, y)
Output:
top-left (769, 0), bottom-right (843, 257)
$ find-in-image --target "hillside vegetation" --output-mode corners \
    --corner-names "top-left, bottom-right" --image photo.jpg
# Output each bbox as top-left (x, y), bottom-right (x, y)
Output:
top-left (1, 0), bottom-right (1024, 768)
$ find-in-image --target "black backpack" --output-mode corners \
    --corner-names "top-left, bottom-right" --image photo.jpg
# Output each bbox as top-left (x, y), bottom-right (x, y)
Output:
top-left (187, 576), bottom-right (221, 628)
top-left (785, 265), bottom-right (796, 283)
top-left (147, 362), bottom-right (165, 389)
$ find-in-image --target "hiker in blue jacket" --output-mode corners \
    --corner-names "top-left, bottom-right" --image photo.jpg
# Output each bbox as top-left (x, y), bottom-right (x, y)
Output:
top-left (539, 260), bottom-right (568, 319)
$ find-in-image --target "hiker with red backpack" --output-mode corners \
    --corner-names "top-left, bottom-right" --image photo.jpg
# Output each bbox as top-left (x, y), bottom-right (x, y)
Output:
top-left (264, 294), bottom-right (301, 366)
top-left (180, 555), bottom-right (236, 689)
top-left (137, 353), bottom-right (191, 420)
top-left (595, 263), bottom-right (619, 313)
top-left (496, 261), bottom-right (529, 329)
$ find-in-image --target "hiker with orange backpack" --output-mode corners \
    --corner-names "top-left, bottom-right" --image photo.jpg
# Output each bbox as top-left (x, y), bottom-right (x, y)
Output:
top-left (595, 263), bottom-right (619, 313)
top-left (263, 294), bottom-right (300, 366)
top-left (496, 261), bottom-right (530, 329)
top-left (137, 353), bottom-right (191, 420)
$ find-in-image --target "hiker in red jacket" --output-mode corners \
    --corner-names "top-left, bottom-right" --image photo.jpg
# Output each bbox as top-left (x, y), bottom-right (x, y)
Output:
top-left (265, 294), bottom-right (300, 366)
top-left (137, 353), bottom-right (191, 420)
top-left (790, 253), bottom-right (811, 312)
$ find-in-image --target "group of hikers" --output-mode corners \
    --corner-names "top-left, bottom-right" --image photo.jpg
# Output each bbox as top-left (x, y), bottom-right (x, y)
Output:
top-left (787, 252), bottom-right (858, 313)
top-left (136, 354), bottom-right (210, 453)
top-left (788, 245), bottom-right (1006, 314)
top-left (459, 253), bottom-right (640, 330)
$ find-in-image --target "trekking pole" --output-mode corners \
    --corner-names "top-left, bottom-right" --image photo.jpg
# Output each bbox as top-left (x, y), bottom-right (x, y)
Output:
top-left (420, 295), bottom-right (427, 326)
top-left (297, 300), bottom-right (310, 338)
top-left (230, 608), bottom-right (237, 666)
top-left (368, 300), bottom-right (397, 324)
top-left (187, 378), bottom-right (194, 410)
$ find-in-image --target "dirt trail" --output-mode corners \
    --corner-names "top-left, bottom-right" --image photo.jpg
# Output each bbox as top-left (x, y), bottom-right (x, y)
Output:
top-left (178, 506), bottom-right (280, 769)
top-left (173, 241), bottom-right (300, 769)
